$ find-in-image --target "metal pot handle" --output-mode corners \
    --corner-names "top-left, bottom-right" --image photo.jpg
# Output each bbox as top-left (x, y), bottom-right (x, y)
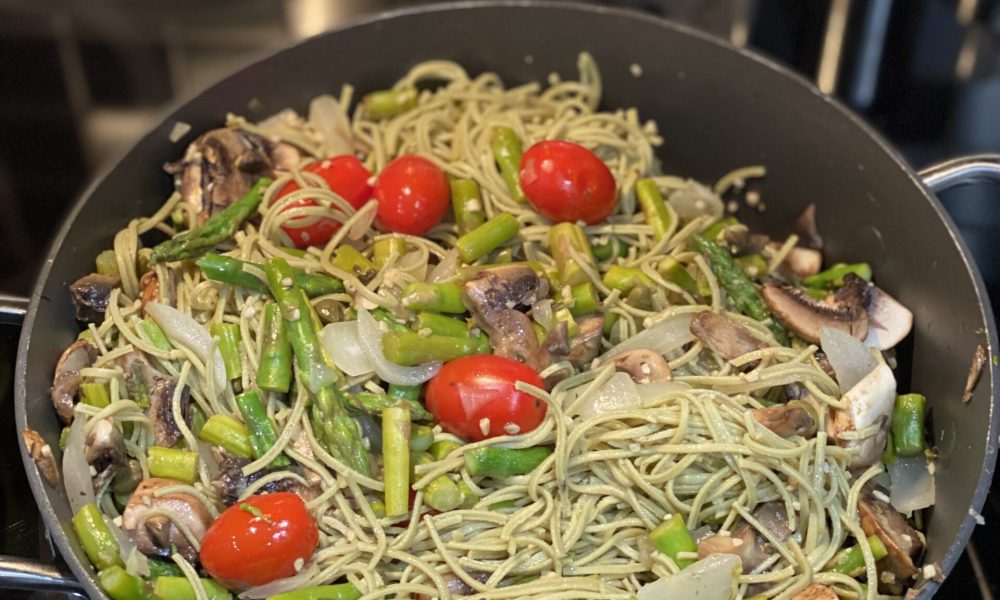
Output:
top-left (918, 154), bottom-right (1000, 192)
top-left (0, 294), bottom-right (29, 327)
top-left (0, 555), bottom-right (85, 595)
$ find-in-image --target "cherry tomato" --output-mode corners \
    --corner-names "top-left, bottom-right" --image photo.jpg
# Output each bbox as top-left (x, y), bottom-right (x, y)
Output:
top-left (519, 140), bottom-right (617, 224)
top-left (425, 355), bottom-right (546, 441)
top-left (199, 492), bottom-right (318, 588)
top-left (373, 155), bottom-right (450, 235)
top-left (274, 155), bottom-right (373, 248)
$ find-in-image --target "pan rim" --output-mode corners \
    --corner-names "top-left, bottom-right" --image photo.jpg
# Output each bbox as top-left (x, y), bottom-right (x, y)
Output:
top-left (14, 2), bottom-right (998, 598)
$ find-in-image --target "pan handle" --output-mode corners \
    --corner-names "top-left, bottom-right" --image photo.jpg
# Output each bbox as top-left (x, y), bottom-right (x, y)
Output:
top-left (919, 154), bottom-right (1000, 193)
top-left (0, 555), bottom-right (85, 595)
top-left (0, 294), bottom-right (29, 327)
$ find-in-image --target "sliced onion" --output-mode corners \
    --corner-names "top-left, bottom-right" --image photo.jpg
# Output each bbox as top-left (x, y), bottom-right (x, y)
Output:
top-left (428, 249), bottom-right (459, 283)
top-left (864, 286), bottom-right (913, 351)
top-left (103, 515), bottom-right (149, 577)
top-left (308, 95), bottom-right (353, 157)
top-left (888, 456), bottom-right (936, 515)
top-left (145, 302), bottom-right (227, 394)
top-left (321, 321), bottom-right (374, 376)
top-left (532, 299), bottom-right (554, 331)
top-left (356, 308), bottom-right (441, 385)
top-left (636, 554), bottom-right (741, 600)
top-left (62, 415), bottom-right (94, 514)
top-left (636, 381), bottom-right (689, 403)
top-left (579, 372), bottom-right (640, 418)
top-left (348, 201), bottom-right (377, 240)
top-left (398, 250), bottom-right (429, 282)
top-left (821, 327), bottom-right (878, 394)
top-left (601, 312), bottom-right (695, 359)
top-left (240, 565), bottom-right (320, 599)
top-left (667, 180), bottom-right (724, 221)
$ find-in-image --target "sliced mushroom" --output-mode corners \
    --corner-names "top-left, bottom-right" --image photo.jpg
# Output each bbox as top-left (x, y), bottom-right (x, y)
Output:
top-left (751, 401), bottom-right (817, 438)
top-left (830, 363), bottom-right (896, 468)
top-left (165, 128), bottom-right (282, 225)
top-left (51, 339), bottom-right (98, 424)
top-left (22, 427), bottom-right (60, 486)
top-left (113, 350), bottom-right (165, 406)
top-left (858, 484), bottom-right (924, 581)
top-left (567, 313), bottom-right (605, 369)
top-left (69, 273), bottom-right (120, 324)
top-left (84, 418), bottom-right (126, 493)
top-left (791, 584), bottom-right (837, 600)
top-left (604, 349), bottom-right (672, 384)
top-left (148, 377), bottom-right (193, 448)
top-left (212, 453), bottom-right (315, 507)
top-left (690, 311), bottom-right (768, 361)
top-left (110, 459), bottom-right (144, 495)
top-left (793, 203), bottom-right (823, 250)
top-left (697, 502), bottom-right (790, 573)
top-left (863, 286), bottom-right (913, 351)
top-left (767, 242), bottom-right (823, 279)
top-left (122, 478), bottom-right (212, 564)
top-left (762, 274), bottom-right (869, 344)
top-left (462, 265), bottom-right (548, 367)
top-left (722, 225), bottom-right (770, 256)
top-left (140, 269), bottom-right (177, 312)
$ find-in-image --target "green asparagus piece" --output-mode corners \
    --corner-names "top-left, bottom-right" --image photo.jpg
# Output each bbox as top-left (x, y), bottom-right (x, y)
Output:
top-left (735, 254), bottom-right (769, 280)
top-left (257, 303), bottom-right (292, 393)
top-left (146, 559), bottom-right (184, 578)
top-left (153, 576), bottom-right (232, 600)
top-left (602, 265), bottom-right (655, 294)
top-left (892, 393), bottom-right (926, 457)
top-left (464, 446), bottom-right (552, 478)
top-left (352, 391), bottom-right (433, 422)
top-left (211, 322), bottom-right (242, 380)
top-left (457, 480), bottom-right (480, 508)
top-left (828, 535), bottom-right (888, 576)
top-left (491, 127), bottom-right (527, 204)
top-left (373, 237), bottom-right (407, 268)
top-left (456, 213), bottom-right (520, 263)
top-left (401, 282), bottom-right (466, 313)
top-left (592, 237), bottom-right (629, 262)
top-left (550, 222), bottom-right (597, 287)
top-left (387, 383), bottom-right (420, 403)
top-left (95, 250), bottom-right (119, 277)
top-left (635, 179), bottom-right (673, 241)
top-left (692, 234), bottom-right (788, 345)
top-left (413, 452), bottom-right (462, 512)
top-left (882, 431), bottom-right (898, 465)
top-left (702, 216), bottom-right (738, 242)
top-left (199, 414), bottom-right (252, 459)
top-left (429, 439), bottom-right (462, 461)
top-left (568, 283), bottom-right (601, 317)
top-left (313, 385), bottom-right (372, 476)
top-left (649, 514), bottom-right (697, 569)
top-left (80, 382), bottom-right (111, 408)
top-left (73, 503), bottom-right (122, 570)
top-left (657, 257), bottom-right (698, 292)
top-left (369, 499), bottom-right (387, 518)
top-left (270, 584), bottom-right (362, 600)
top-left (332, 245), bottom-right (376, 279)
top-left (383, 401), bottom-right (411, 517)
top-left (265, 258), bottom-right (337, 393)
top-left (236, 389), bottom-right (291, 468)
top-left (450, 178), bottom-right (486, 235)
top-left (382, 331), bottom-right (490, 365)
top-left (198, 253), bottom-right (344, 297)
top-left (98, 566), bottom-right (157, 600)
top-left (363, 87), bottom-right (418, 120)
top-left (148, 447), bottom-right (199, 483)
top-left (415, 312), bottom-right (470, 337)
top-left (804, 287), bottom-right (829, 300)
top-left (152, 178), bottom-right (271, 264)
top-left (139, 317), bottom-right (173, 351)
top-left (803, 262), bottom-right (873, 289)
top-left (409, 424), bottom-right (435, 453)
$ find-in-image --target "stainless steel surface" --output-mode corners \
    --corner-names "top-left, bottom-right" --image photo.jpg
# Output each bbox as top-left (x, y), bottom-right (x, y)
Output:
top-left (0, 557), bottom-right (83, 595)
top-left (0, 295), bottom-right (29, 326)
top-left (920, 154), bottom-right (1000, 192)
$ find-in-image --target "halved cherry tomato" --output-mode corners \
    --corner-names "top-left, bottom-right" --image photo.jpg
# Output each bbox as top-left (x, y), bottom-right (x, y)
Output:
top-left (274, 155), bottom-right (373, 248)
top-left (373, 155), bottom-right (450, 235)
top-left (519, 140), bottom-right (616, 224)
top-left (199, 492), bottom-right (318, 588)
top-left (425, 355), bottom-right (546, 441)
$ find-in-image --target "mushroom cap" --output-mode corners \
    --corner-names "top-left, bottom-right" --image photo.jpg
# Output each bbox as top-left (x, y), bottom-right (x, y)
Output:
top-left (690, 310), bottom-right (768, 361)
top-left (122, 478), bottom-right (212, 564)
top-left (69, 273), bottom-right (120, 324)
top-left (51, 339), bottom-right (98, 424)
top-left (751, 401), bottom-right (817, 438)
top-left (605, 349), bottom-right (672, 384)
top-left (23, 427), bottom-right (60, 486)
top-left (762, 276), bottom-right (869, 344)
top-left (858, 484), bottom-right (924, 581)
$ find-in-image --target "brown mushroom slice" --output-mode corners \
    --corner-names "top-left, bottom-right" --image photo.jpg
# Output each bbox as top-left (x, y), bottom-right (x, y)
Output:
top-left (791, 584), bottom-right (837, 600)
top-left (830, 363), bottom-right (896, 468)
top-left (751, 401), bottom-right (817, 438)
top-left (212, 453), bottom-right (315, 507)
top-left (23, 427), bottom-right (60, 486)
top-left (140, 269), bottom-right (177, 312)
top-left (122, 478), bottom-right (212, 564)
top-left (567, 313), bottom-right (605, 369)
top-left (762, 275), bottom-right (869, 344)
top-left (51, 339), bottom-right (99, 424)
top-left (113, 350), bottom-right (166, 407)
top-left (697, 502), bottom-right (790, 573)
top-left (604, 349), bottom-right (672, 384)
top-left (69, 273), bottom-right (120, 324)
top-left (858, 484), bottom-right (924, 581)
top-left (864, 286), bottom-right (913, 351)
top-left (148, 377), bottom-right (194, 448)
top-left (722, 225), bottom-right (770, 256)
top-left (461, 265), bottom-right (548, 366)
top-left (793, 203), bottom-right (823, 250)
top-left (84, 418), bottom-right (126, 492)
top-left (690, 311), bottom-right (768, 361)
top-left (772, 244), bottom-right (823, 279)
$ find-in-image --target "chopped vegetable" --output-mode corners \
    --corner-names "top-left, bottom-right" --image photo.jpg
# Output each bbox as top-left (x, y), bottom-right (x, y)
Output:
top-left (80, 382), bottom-right (110, 408)
top-left (257, 302), bottom-right (293, 393)
top-left (199, 415), bottom-right (252, 459)
top-left (401, 282), bottom-right (466, 313)
top-left (269, 584), bottom-right (362, 600)
top-left (649, 514), bottom-right (697, 569)
top-left (491, 127), bottom-right (527, 204)
top-left (829, 534), bottom-right (888, 575)
top-left (374, 155), bottom-right (450, 235)
top-left (153, 576), bottom-right (233, 600)
top-left (635, 178), bottom-right (673, 240)
top-left (236, 390), bottom-right (291, 468)
top-left (456, 213), bottom-right (520, 263)
top-left (464, 446), bottom-right (552, 478)
top-left (549, 222), bottom-right (597, 287)
top-left (450, 178), bottom-right (486, 234)
top-left (892, 393), bottom-right (926, 457)
top-left (520, 140), bottom-right (616, 224)
top-left (363, 87), bottom-right (418, 120)
top-left (211, 322), bottom-right (242, 380)
top-left (382, 331), bottom-right (490, 365)
top-left (382, 401), bottom-right (411, 517)
top-left (148, 447), bottom-right (199, 483)
top-left (803, 262), bottom-right (873, 289)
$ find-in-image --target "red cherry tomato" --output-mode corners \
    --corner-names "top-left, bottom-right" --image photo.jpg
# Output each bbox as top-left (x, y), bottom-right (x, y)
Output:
top-left (425, 355), bottom-right (546, 441)
top-left (373, 155), bottom-right (450, 235)
top-left (519, 140), bottom-right (617, 224)
top-left (274, 156), bottom-right (373, 248)
top-left (199, 492), bottom-right (318, 588)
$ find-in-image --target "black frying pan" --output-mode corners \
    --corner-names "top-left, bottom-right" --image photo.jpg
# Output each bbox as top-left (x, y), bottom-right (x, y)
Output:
top-left (2, 2), bottom-right (999, 598)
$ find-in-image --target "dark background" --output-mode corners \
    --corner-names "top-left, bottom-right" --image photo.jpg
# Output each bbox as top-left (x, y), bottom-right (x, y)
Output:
top-left (0, 0), bottom-right (998, 598)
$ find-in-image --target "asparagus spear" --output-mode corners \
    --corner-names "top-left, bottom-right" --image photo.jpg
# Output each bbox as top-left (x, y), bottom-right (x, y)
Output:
top-left (464, 446), bottom-right (552, 478)
top-left (602, 265), bottom-right (655, 294)
top-left (450, 178), bottom-right (486, 235)
top-left (415, 312), bottom-right (470, 337)
top-left (455, 213), bottom-right (520, 263)
top-left (829, 535), bottom-right (888, 576)
top-left (257, 303), bottom-right (292, 393)
top-left (409, 424), bottom-right (435, 453)
top-left (649, 514), bottom-right (697, 569)
top-left (803, 262), bottom-right (873, 289)
top-left (211, 322), bottom-right (242, 380)
top-left (99, 566), bottom-right (157, 600)
top-left (139, 317), bottom-right (173, 351)
top-left (413, 452), bottom-right (462, 512)
top-left (691, 234), bottom-right (788, 345)
top-left (147, 447), bottom-right (199, 483)
top-left (657, 257), bottom-right (698, 292)
top-left (313, 386), bottom-right (371, 476)
top-left (236, 390), bottom-right (291, 468)
top-left (568, 282), bottom-right (601, 317)
top-left (892, 393), bottom-right (926, 457)
top-left (635, 178), bottom-right (673, 241)
top-left (73, 503), bottom-right (122, 570)
top-left (269, 584), bottom-right (362, 600)
top-left (199, 415), bottom-right (252, 459)
top-left (491, 127), bottom-right (527, 204)
top-left (382, 401), bottom-right (411, 517)
top-left (382, 331), bottom-right (490, 365)
top-left (80, 382), bottom-right (111, 408)
top-left (197, 253), bottom-right (343, 297)
top-left (549, 222), bottom-right (597, 287)
top-left (363, 87), bottom-right (418, 120)
top-left (153, 576), bottom-right (233, 600)
top-left (351, 391), bottom-right (433, 422)
top-left (373, 237), bottom-right (407, 268)
top-left (400, 282), bottom-right (466, 313)
top-left (151, 178), bottom-right (272, 264)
